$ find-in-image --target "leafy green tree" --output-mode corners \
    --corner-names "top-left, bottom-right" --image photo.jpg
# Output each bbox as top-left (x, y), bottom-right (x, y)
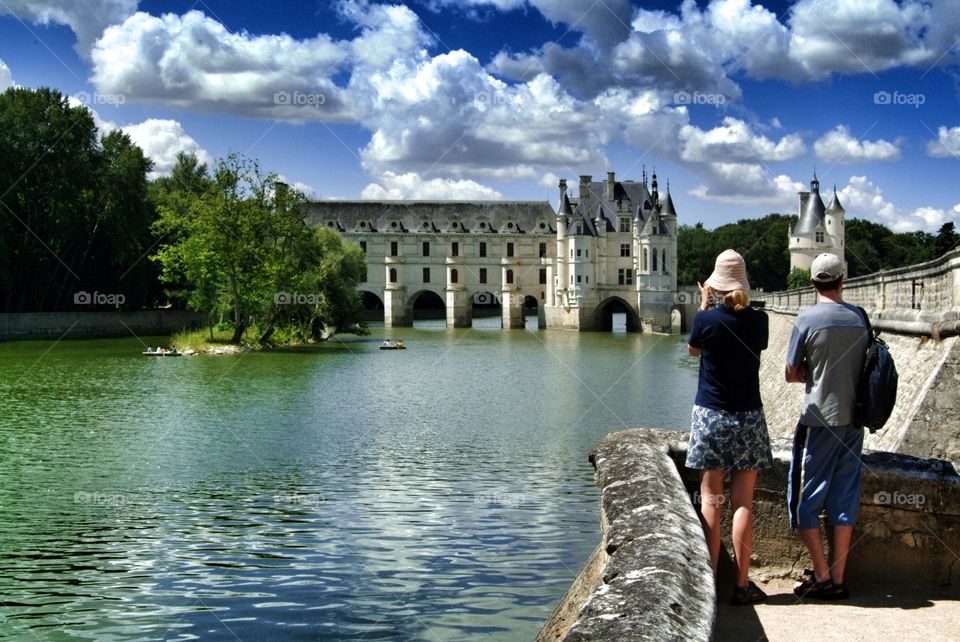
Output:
top-left (152, 154), bottom-right (366, 344)
top-left (787, 268), bottom-right (811, 289)
top-left (935, 222), bottom-right (958, 257)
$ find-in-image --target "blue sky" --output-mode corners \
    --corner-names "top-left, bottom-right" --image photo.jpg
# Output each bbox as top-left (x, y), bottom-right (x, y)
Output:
top-left (1, 0), bottom-right (958, 231)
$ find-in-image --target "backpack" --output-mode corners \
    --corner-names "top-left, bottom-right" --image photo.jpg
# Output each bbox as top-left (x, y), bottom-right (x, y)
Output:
top-left (853, 307), bottom-right (899, 433)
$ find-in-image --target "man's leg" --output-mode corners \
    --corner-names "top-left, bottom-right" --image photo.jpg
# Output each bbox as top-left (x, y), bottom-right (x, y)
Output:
top-left (828, 525), bottom-right (854, 584)
top-left (799, 527), bottom-right (831, 582)
top-left (825, 424), bottom-right (864, 585)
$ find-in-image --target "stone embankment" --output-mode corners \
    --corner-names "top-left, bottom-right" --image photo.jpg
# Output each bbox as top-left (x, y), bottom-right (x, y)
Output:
top-left (0, 310), bottom-right (204, 341)
top-left (540, 429), bottom-right (960, 641)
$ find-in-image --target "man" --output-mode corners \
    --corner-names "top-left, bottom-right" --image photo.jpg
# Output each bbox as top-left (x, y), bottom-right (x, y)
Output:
top-left (784, 252), bottom-right (868, 600)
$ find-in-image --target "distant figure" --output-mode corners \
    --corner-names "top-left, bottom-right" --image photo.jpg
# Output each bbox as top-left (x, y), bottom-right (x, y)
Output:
top-left (785, 253), bottom-right (868, 600)
top-left (686, 249), bottom-right (772, 606)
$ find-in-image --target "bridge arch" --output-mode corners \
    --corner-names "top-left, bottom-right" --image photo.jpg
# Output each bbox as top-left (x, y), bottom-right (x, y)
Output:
top-left (408, 289), bottom-right (446, 321)
top-left (597, 296), bottom-right (641, 332)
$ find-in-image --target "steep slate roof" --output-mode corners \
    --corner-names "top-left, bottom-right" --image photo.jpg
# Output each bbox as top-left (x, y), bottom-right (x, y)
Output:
top-left (661, 191), bottom-right (677, 217)
top-left (568, 179), bottom-right (660, 236)
top-left (302, 200), bottom-right (556, 234)
top-left (794, 187), bottom-right (826, 236)
top-left (826, 188), bottom-right (844, 212)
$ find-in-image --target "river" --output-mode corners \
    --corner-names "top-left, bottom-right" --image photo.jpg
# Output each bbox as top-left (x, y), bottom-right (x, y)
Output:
top-left (0, 318), bottom-right (697, 640)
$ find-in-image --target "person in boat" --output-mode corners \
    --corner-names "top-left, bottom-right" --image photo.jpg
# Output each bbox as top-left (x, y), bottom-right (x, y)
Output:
top-left (397, 340), bottom-right (404, 348)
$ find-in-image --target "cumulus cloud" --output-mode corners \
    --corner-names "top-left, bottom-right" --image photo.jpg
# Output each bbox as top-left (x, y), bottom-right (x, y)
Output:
top-left (926, 125), bottom-right (960, 159)
top-left (679, 117), bottom-right (805, 163)
top-left (121, 119), bottom-right (213, 179)
top-left (836, 175), bottom-right (958, 233)
top-left (688, 162), bottom-right (804, 207)
top-left (361, 171), bottom-right (503, 200)
top-left (813, 125), bottom-right (901, 163)
top-left (0, 0), bottom-right (137, 56)
top-left (0, 59), bottom-right (13, 88)
top-left (91, 10), bottom-right (353, 121)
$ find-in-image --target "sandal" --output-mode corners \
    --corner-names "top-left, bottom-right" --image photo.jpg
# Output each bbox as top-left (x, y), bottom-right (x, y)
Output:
top-left (731, 580), bottom-right (768, 606)
top-left (829, 582), bottom-right (850, 600)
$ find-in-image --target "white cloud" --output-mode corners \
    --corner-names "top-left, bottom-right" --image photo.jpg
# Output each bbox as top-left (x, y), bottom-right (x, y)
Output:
top-left (276, 175), bottom-right (318, 198)
top-left (0, 0), bottom-right (137, 56)
top-left (91, 10), bottom-right (354, 122)
top-left (839, 175), bottom-right (898, 224)
top-left (0, 59), bottom-right (13, 88)
top-left (926, 125), bottom-right (960, 159)
top-left (121, 119), bottom-right (213, 179)
top-left (679, 117), bottom-right (806, 163)
top-left (689, 162), bottom-right (804, 207)
top-left (361, 171), bottom-right (503, 200)
top-left (813, 125), bottom-right (901, 163)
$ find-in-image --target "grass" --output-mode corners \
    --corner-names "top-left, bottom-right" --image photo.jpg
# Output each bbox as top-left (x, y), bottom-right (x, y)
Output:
top-left (169, 326), bottom-right (256, 352)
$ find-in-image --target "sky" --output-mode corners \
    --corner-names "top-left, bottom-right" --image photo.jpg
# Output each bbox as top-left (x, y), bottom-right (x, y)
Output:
top-left (1, 0), bottom-right (958, 231)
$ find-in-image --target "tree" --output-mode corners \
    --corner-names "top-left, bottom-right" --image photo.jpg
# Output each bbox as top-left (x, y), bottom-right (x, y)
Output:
top-left (152, 154), bottom-right (367, 344)
top-left (787, 268), bottom-right (811, 289)
top-left (935, 222), bottom-right (958, 258)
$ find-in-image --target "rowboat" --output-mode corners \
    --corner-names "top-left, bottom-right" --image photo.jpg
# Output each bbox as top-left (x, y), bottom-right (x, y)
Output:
top-left (143, 350), bottom-right (181, 357)
top-left (379, 340), bottom-right (406, 350)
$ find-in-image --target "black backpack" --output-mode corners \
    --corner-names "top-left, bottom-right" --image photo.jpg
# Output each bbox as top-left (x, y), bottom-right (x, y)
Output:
top-left (854, 307), bottom-right (899, 433)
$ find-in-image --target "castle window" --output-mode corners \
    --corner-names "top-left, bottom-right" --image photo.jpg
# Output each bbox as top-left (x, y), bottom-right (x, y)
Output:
top-left (389, 268), bottom-right (397, 283)
top-left (642, 248), bottom-right (648, 272)
top-left (423, 267), bottom-right (430, 283)
top-left (359, 241), bottom-right (367, 254)
top-left (816, 230), bottom-right (825, 243)
top-left (620, 244), bottom-right (630, 257)
top-left (390, 241), bottom-right (398, 257)
top-left (577, 275), bottom-right (582, 283)
top-left (539, 242), bottom-right (547, 258)
top-left (506, 269), bottom-right (514, 284)
top-left (652, 250), bottom-right (658, 272)
top-left (422, 221), bottom-right (430, 229)
top-left (576, 249), bottom-right (582, 257)
top-left (451, 269), bottom-right (459, 284)
top-left (452, 241), bottom-right (459, 257)
top-left (423, 241), bottom-right (430, 256)
top-left (507, 222), bottom-right (514, 229)
top-left (619, 218), bottom-right (630, 233)
top-left (479, 242), bottom-right (487, 258)
top-left (391, 221), bottom-right (397, 228)
top-left (618, 268), bottom-right (633, 285)
top-left (662, 249), bottom-right (667, 273)
top-left (361, 266), bottom-right (367, 282)
top-left (539, 269), bottom-right (546, 284)
top-left (360, 221), bottom-right (366, 228)
top-left (479, 268), bottom-right (488, 284)
top-left (507, 242), bottom-right (514, 258)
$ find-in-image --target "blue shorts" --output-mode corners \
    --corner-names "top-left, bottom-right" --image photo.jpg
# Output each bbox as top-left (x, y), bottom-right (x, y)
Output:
top-left (788, 423), bottom-right (864, 529)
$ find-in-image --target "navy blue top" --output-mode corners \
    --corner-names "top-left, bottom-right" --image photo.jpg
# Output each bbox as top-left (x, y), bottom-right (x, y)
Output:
top-left (689, 305), bottom-right (768, 412)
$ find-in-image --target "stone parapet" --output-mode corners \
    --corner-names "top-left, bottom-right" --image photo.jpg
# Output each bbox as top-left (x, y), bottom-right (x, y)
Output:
top-left (537, 429), bottom-right (715, 642)
top-left (0, 310), bottom-right (204, 341)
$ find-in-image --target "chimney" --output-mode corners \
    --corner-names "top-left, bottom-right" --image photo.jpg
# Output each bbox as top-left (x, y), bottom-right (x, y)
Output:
top-left (579, 175), bottom-right (592, 201)
top-left (558, 178), bottom-right (567, 205)
top-left (607, 171), bottom-right (615, 201)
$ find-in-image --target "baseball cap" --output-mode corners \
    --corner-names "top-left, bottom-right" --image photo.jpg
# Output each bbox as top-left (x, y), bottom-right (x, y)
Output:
top-left (810, 253), bottom-right (844, 282)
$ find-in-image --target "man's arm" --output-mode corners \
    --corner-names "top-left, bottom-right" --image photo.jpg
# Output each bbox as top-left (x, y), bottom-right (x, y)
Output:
top-left (688, 345), bottom-right (702, 357)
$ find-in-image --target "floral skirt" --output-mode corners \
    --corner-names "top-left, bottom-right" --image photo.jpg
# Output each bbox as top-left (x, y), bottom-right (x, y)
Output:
top-left (685, 404), bottom-right (774, 470)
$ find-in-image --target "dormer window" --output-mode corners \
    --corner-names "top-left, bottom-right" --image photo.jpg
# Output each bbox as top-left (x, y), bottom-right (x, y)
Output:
top-left (506, 221), bottom-right (514, 229)
top-left (815, 230), bottom-right (825, 243)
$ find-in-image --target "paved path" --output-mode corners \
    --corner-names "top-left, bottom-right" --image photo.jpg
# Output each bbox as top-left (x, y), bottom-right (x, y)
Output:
top-left (713, 576), bottom-right (960, 642)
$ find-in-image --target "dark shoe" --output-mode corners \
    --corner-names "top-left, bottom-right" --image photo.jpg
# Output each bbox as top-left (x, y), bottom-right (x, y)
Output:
top-left (829, 582), bottom-right (850, 600)
top-left (795, 577), bottom-right (835, 599)
top-left (731, 580), bottom-right (768, 606)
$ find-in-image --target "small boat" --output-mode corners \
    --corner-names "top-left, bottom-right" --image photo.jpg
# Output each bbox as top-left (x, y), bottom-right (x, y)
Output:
top-left (143, 349), bottom-right (182, 357)
top-left (379, 340), bottom-right (406, 350)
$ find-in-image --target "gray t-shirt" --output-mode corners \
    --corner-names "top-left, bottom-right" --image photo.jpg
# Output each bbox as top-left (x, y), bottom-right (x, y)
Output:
top-left (786, 301), bottom-right (868, 427)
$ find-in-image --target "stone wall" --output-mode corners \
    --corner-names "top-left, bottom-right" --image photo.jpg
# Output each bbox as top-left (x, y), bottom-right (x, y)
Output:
top-left (537, 430), bottom-right (715, 642)
top-left (542, 429), bottom-right (960, 641)
top-left (0, 310), bottom-right (205, 341)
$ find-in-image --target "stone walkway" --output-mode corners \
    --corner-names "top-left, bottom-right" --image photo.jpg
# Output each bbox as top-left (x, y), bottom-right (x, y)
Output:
top-left (713, 576), bottom-right (960, 642)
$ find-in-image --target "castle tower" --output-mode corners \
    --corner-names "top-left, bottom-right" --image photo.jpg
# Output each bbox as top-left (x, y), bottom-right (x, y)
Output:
top-left (789, 174), bottom-right (844, 273)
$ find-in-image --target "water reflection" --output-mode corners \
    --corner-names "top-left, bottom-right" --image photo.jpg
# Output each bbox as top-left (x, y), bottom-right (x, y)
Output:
top-left (0, 327), bottom-right (695, 640)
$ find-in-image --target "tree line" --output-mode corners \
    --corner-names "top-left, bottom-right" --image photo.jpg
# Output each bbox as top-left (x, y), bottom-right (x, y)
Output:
top-left (678, 215), bottom-right (958, 291)
top-left (0, 87), bottom-right (365, 343)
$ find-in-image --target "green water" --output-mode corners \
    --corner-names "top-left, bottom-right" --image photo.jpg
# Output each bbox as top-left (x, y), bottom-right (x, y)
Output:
top-left (0, 319), bottom-right (698, 640)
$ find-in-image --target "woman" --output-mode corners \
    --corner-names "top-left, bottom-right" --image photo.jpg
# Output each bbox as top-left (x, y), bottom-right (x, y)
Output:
top-left (686, 249), bottom-right (773, 606)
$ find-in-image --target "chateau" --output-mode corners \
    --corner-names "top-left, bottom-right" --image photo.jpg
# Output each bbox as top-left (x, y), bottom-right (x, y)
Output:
top-left (303, 170), bottom-right (680, 332)
top-left (789, 174), bottom-right (846, 273)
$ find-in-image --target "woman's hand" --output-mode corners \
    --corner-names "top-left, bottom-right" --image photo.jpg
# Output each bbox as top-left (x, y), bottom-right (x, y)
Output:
top-left (697, 281), bottom-right (711, 310)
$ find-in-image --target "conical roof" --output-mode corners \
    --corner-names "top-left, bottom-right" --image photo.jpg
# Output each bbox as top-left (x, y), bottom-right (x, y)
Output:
top-left (826, 188), bottom-right (844, 212)
top-left (661, 190), bottom-right (677, 217)
top-left (558, 192), bottom-right (574, 216)
top-left (794, 186), bottom-right (826, 236)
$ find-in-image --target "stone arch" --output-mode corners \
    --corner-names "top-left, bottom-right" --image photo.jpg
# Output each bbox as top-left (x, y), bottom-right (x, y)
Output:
top-left (360, 290), bottom-right (384, 323)
top-left (596, 296), bottom-right (641, 332)
top-left (408, 289), bottom-right (446, 321)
